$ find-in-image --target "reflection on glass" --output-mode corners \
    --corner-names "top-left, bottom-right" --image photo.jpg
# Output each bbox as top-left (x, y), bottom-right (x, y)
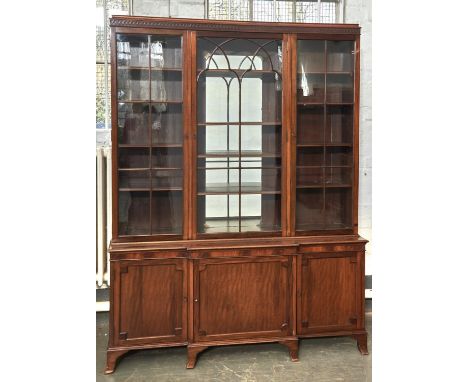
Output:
top-left (119, 191), bottom-right (150, 235)
top-left (196, 37), bottom-right (282, 234)
top-left (327, 74), bottom-right (353, 103)
top-left (327, 41), bottom-right (354, 72)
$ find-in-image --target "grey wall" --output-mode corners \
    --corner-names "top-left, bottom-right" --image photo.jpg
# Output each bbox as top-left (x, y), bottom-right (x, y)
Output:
top-left (344, 0), bottom-right (372, 276)
top-left (131, 0), bottom-right (372, 276)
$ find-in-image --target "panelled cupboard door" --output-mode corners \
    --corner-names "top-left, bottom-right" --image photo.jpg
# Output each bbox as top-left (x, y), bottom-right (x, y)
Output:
top-left (114, 259), bottom-right (187, 346)
top-left (298, 253), bottom-right (358, 334)
top-left (194, 257), bottom-right (292, 342)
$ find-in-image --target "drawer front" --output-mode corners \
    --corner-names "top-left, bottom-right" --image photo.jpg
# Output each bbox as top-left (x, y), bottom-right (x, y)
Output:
top-left (112, 258), bottom-right (187, 346)
top-left (194, 256), bottom-right (292, 342)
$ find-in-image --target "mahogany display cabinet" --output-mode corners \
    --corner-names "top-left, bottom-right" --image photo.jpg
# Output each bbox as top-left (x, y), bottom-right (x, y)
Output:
top-left (106, 15), bottom-right (368, 374)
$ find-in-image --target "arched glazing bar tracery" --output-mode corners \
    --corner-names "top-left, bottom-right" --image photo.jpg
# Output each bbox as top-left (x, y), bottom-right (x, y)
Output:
top-left (196, 37), bottom-right (283, 235)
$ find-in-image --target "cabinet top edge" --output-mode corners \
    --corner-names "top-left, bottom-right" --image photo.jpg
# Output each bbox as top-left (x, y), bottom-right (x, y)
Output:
top-left (109, 235), bottom-right (368, 253)
top-left (110, 16), bottom-right (361, 35)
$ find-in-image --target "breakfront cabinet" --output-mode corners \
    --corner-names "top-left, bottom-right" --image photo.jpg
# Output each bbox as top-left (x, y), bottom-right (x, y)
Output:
top-left (106, 16), bottom-right (368, 374)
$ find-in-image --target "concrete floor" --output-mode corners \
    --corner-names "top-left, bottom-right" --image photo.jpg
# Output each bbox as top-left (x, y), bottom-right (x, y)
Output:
top-left (97, 302), bottom-right (371, 382)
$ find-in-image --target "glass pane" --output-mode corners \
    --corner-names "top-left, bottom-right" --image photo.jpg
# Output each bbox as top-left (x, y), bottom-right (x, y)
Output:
top-left (327, 41), bottom-right (354, 73)
top-left (116, 33), bottom-right (183, 237)
top-left (197, 37), bottom-right (283, 234)
top-left (324, 188), bottom-right (352, 228)
top-left (152, 169), bottom-right (183, 189)
top-left (297, 147), bottom-right (324, 167)
top-left (151, 191), bottom-right (183, 234)
top-left (297, 74), bottom-right (325, 104)
top-left (119, 147), bottom-right (149, 168)
top-left (296, 189), bottom-right (324, 230)
top-left (297, 105), bottom-right (324, 144)
top-left (119, 170), bottom-right (150, 189)
top-left (117, 102), bottom-right (149, 145)
top-left (119, 191), bottom-right (150, 235)
top-left (327, 73), bottom-right (353, 103)
top-left (324, 167), bottom-right (352, 186)
top-left (151, 103), bottom-right (183, 145)
top-left (325, 105), bottom-right (353, 144)
top-left (297, 40), bottom-right (325, 72)
top-left (325, 146), bottom-right (352, 166)
top-left (297, 167), bottom-right (323, 187)
top-left (151, 147), bottom-right (183, 168)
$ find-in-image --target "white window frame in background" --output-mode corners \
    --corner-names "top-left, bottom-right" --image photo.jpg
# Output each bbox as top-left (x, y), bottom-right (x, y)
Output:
top-left (206, 0), bottom-right (344, 23)
top-left (96, 0), bottom-right (133, 136)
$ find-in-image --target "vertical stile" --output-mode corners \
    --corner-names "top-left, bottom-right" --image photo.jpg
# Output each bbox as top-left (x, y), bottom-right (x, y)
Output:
top-left (322, 40), bottom-right (328, 229)
top-left (289, 34), bottom-right (297, 236)
top-left (183, 30), bottom-right (191, 240)
top-left (148, 35), bottom-right (153, 234)
top-left (281, 33), bottom-right (290, 237)
top-left (353, 36), bottom-right (361, 234)
top-left (110, 27), bottom-right (119, 240)
top-left (189, 31), bottom-right (198, 239)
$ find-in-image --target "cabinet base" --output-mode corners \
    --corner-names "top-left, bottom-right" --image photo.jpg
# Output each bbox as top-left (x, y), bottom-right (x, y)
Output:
top-left (186, 337), bottom-right (299, 368)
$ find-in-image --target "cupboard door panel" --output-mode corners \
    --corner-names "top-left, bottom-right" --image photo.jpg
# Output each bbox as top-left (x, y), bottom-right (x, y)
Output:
top-left (299, 253), bottom-right (357, 334)
top-left (194, 257), bottom-right (291, 341)
top-left (116, 259), bottom-right (186, 345)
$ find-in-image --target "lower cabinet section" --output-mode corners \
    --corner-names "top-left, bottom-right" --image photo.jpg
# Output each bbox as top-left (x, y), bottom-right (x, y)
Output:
top-left (194, 256), bottom-right (292, 342)
top-left (106, 243), bottom-right (367, 374)
top-left (112, 258), bottom-right (187, 347)
top-left (298, 253), bottom-right (359, 334)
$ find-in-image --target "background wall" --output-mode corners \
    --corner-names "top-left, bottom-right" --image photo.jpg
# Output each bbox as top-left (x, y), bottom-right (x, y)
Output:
top-left (344, 0), bottom-right (372, 277)
top-left (132, 0), bottom-right (372, 277)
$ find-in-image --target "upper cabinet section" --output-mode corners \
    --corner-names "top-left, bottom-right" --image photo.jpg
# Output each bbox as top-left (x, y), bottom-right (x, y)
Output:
top-left (115, 33), bottom-right (184, 238)
top-left (110, 17), bottom-right (360, 241)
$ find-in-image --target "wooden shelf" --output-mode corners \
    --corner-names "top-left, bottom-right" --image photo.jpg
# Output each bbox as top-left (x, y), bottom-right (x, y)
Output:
top-left (296, 184), bottom-right (352, 189)
top-left (197, 122), bottom-right (281, 126)
top-left (118, 167), bottom-right (182, 171)
top-left (118, 66), bottom-right (182, 71)
top-left (297, 143), bottom-right (352, 148)
top-left (297, 71), bottom-right (353, 75)
top-left (117, 100), bottom-right (183, 104)
top-left (198, 166), bottom-right (281, 170)
top-left (296, 165), bottom-right (352, 169)
top-left (118, 144), bottom-right (183, 148)
top-left (297, 102), bottom-right (354, 106)
top-left (198, 150), bottom-right (280, 158)
top-left (198, 182), bottom-right (280, 195)
top-left (119, 187), bottom-right (183, 192)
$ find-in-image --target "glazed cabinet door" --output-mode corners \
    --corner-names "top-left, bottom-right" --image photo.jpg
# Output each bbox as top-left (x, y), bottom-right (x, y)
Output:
top-left (194, 257), bottom-right (292, 342)
top-left (112, 258), bottom-right (187, 346)
top-left (298, 253), bottom-right (358, 334)
top-left (113, 32), bottom-right (185, 239)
